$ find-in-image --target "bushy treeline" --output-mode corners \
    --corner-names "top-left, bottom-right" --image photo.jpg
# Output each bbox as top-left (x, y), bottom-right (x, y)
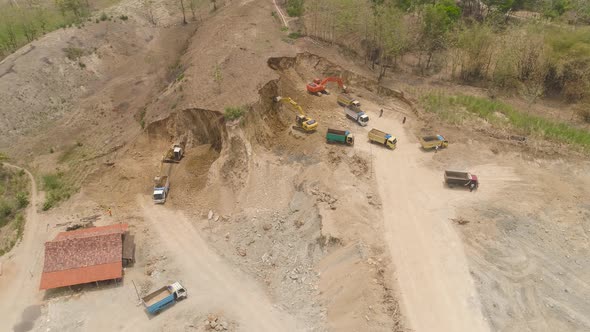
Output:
top-left (0, 0), bottom-right (93, 59)
top-left (303, 0), bottom-right (590, 104)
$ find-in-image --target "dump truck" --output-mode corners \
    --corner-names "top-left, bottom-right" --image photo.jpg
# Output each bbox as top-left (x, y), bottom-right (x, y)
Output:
top-left (444, 171), bottom-right (478, 191)
top-left (337, 94), bottom-right (361, 107)
top-left (142, 282), bottom-right (187, 315)
top-left (162, 143), bottom-right (184, 163)
top-left (326, 128), bottom-right (354, 146)
top-left (420, 135), bottom-right (448, 150)
top-left (368, 128), bottom-right (397, 149)
top-left (344, 105), bottom-right (369, 126)
top-left (153, 163), bottom-right (171, 204)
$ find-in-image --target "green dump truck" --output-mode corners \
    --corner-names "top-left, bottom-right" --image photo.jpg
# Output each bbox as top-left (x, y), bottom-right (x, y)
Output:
top-left (326, 128), bottom-right (354, 146)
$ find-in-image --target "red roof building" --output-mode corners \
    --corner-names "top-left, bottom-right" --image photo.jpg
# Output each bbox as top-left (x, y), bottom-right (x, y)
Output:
top-left (40, 224), bottom-right (129, 290)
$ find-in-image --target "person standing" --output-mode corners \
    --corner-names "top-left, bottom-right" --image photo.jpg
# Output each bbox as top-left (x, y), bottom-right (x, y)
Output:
top-left (403, 116), bottom-right (407, 124)
top-left (107, 207), bottom-right (112, 217)
top-left (379, 109), bottom-right (383, 117)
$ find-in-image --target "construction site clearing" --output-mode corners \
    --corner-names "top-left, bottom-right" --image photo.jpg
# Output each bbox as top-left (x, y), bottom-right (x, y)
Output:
top-left (0, 1), bottom-right (589, 332)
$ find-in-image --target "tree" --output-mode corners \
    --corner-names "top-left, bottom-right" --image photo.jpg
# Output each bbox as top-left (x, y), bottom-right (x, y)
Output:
top-left (418, 0), bottom-right (461, 71)
top-left (376, 4), bottom-right (411, 81)
top-left (179, 0), bottom-right (187, 24)
top-left (211, 0), bottom-right (217, 11)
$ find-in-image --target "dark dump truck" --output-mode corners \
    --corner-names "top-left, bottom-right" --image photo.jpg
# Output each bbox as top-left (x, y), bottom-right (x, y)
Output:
top-left (326, 128), bottom-right (354, 146)
top-left (444, 171), bottom-right (478, 191)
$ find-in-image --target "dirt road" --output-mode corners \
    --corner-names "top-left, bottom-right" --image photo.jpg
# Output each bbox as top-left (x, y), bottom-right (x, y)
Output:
top-left (140, 199), bottom-right (302, 331)
top-left (0, 163), bottom-right (46, 332)
top-left (352, 106), bottom-right (490, 332)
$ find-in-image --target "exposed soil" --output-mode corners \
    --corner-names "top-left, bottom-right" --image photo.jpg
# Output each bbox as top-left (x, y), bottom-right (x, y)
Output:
top-left (0, 1), bottom-right (589, 332)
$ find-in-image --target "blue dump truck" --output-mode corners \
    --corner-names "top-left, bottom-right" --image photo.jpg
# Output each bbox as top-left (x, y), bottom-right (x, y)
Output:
top-left (142, 282), bottom-right (187, 315)
top-left (326, 128), bottom-right (355, 146)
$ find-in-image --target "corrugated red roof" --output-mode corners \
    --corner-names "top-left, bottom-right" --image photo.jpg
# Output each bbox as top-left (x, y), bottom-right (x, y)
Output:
top-left (40, 263), bottom-right (122, 290)
top-left (40, 224), bottom-right (128, 290)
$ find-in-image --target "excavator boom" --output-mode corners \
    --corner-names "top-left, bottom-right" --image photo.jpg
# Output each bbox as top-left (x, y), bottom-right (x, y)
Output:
top-left (273, 96), bottom-right (318, 132)
top-left (306, 76), bottom-right (347, 95)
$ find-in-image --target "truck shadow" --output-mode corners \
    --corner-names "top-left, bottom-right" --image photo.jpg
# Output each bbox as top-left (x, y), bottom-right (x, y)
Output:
top-left (441, 181), bottom-right (477, 192)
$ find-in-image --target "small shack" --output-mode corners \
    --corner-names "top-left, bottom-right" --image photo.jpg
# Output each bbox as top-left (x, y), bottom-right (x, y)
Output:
top-left (40, 223), bottom-right (135, 290)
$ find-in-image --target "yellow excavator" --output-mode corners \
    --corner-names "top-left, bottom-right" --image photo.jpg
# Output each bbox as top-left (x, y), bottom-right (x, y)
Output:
top-left (273, 96), bottom-right (318, 133)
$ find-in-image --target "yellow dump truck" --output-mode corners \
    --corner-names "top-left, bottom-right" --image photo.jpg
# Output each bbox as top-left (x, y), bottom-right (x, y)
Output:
top-left (419, 135), bottom-right (448, 150)
top-left (368, 128), bottom-right (397, 149)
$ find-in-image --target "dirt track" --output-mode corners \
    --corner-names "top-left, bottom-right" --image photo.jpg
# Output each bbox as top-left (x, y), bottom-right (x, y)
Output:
top-left (0, 164), bottom-right (45, 331)
top-left (139, 199), bottom-right (302, 331)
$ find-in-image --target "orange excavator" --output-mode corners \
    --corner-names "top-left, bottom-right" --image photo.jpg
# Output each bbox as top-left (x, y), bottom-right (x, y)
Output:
top-left (306, 77), bottom-right (347, 95)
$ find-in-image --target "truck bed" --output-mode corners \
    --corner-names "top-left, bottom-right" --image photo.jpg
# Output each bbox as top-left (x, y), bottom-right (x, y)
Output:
top-left (143, 287), bottom-right (172, 306)
top-left (422, 136), bottom-right (440, 142)
top-left (369, 128), bottom-right (387, 137)
top-left (327, 128), bottom-right (347, 136)
top-left (154, 176), bottom-right (168, 187)
top-left (444, 171), bottom-right (470, 180)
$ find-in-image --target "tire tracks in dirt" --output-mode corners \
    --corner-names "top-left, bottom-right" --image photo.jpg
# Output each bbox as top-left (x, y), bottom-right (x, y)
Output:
top-left (0, 163), bottom-right (46, 331)
top-left (140, 198), bottom-right (302, 331)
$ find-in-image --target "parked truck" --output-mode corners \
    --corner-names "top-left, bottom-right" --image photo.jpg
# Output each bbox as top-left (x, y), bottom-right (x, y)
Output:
top-left (337, 94), bottom-right (361, 107)
top-left (326, 128), bottom-right (354, 146)
top-left (142, 282), bottom-right (187, 315)
top-left (419, 135), bottom-right (449, 150)
top-left (368, 128), bottom-right (397, 149)
top-left (344, 105), bottom-right (369, 126)
top-left (153, 163), bottom-right (171, 204)
top-left (162, 143), bottom-right (184, 163)
top-left (444, 171), bottom-right (478, 191)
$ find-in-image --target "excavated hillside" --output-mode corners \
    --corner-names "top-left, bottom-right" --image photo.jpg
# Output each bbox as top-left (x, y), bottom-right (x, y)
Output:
top-left (1, 0), bottom-right (590, 332)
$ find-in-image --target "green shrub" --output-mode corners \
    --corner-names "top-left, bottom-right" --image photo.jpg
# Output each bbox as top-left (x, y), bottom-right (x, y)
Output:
top-left (100, 12), bottom-right (108, 21)
top-left (286, 0), bottom-right (304, 17)
top-left (288, 32), bottom-right (302, 39)
top-left (42, 172), bottom-right (73, 210)
top-left (224, 106), bottom-right (244, 120)
top-left (119, 15), bottom-right (128, 21)
top-left (63, 47), bottom-right (84, 61)
top-left (16, 192), bottom-right (29, 209)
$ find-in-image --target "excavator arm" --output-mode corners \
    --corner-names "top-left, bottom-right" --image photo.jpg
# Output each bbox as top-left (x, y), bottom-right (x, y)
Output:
top-left (273, 96), bottom-right (318, 132)
top-left (306, 76), bottom-right (347, 94)
top-left (319, 77), bottom-right (346, 90)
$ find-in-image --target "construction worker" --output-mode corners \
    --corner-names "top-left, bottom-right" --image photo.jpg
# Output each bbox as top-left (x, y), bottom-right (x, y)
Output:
top-left (403, 116), bottom-right (407, 124)
top-left (435, 145), bottom-right (439, 153)
top-left (107, 208), bottom-right (112, 217)
top-left (379, 109), bottom-right (383, 117)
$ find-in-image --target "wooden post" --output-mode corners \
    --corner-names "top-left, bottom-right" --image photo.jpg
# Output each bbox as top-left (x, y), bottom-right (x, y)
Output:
top-left (132, 280), bottom-right (141, 301)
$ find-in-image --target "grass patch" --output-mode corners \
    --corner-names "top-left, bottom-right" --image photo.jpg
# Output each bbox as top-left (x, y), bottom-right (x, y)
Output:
top-left (288, 31), bottom-right (303, 39)
top-left (63, 47), bottom-right (85, 61)
top-left (0, 165), bottom-right (29, 255)
top-left (421, 93), bottom-right (590, 150)
top-left (224, 106), bottom-right (245, 120)
top-left (138, 108), bottom-right (147, 129)
top-left (42, 172), bottom-right (74, 210)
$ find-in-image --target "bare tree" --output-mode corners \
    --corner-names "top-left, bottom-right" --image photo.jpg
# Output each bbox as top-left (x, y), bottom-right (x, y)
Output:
top-left (179, 0), bottom-right (187, 24)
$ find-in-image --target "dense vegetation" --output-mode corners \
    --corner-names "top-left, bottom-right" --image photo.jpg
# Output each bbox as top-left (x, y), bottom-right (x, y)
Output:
top-left (0, 163), bottom-right (29, 256)
top-left (0, 0), bottom-right (120, 59)
top-left (303, 0), bottom-right (590, 107)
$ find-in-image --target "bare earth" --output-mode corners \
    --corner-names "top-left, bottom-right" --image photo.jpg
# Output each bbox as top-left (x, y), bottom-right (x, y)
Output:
top-left (0, 0), bottom-right (589, 332)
